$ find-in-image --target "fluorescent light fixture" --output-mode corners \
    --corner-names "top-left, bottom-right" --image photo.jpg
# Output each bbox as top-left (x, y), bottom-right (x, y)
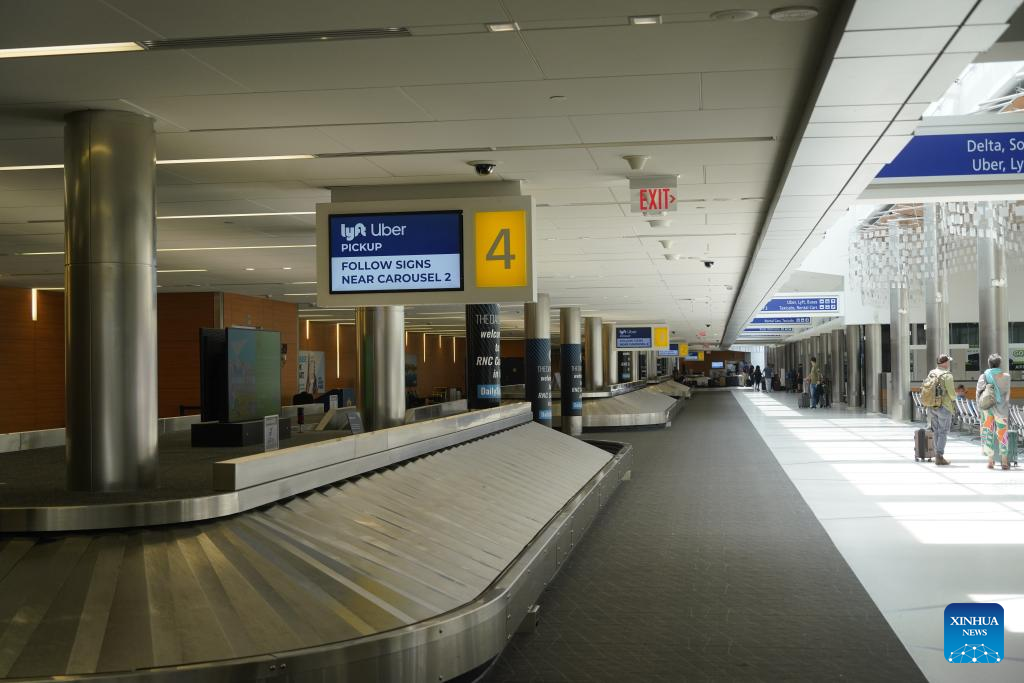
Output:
top-left (284, 292), bottom-right (316, 296)
top-left (158, 211), bottom-right (315, 220)
top-left (157, 244), bottom-right (314, 253)
top-left (157, 269), bottom-right (207, 273)
top-left (156, 154), bottom-right (313, 165)
top-left (30, 288), bottom-right (37, 321)
top-left (0, 42), bottom-right (144, 60)
top-left (336, 323), bottom-right (341, 378)
top-left (0, 164), bottom-right (64, 172)
top-left (305, 320), bottom-right (310, 340)
top-left (19, 251), bottom-right (63, 256)
top-left (486, 22), bottom-right (519, 32)
top-left (629, 15), bottom-right (662, 25)
top-left (290, 281), bottom-right (317, 285)
top-left (282, 266), bottom-right (292, 270)
top-left (244, 267), bottom-right (256, 271)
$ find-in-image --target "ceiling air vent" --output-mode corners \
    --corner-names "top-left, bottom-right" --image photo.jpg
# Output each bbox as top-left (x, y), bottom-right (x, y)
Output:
top-left (139, 27), bottom-right (410, 51)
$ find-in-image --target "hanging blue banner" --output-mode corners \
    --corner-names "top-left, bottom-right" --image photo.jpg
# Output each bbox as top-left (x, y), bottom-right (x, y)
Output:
top-left (876, 132), bottom-right (1024, 179)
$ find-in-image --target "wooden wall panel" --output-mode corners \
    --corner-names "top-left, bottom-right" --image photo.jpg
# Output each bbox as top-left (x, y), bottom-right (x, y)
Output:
top-left (300, 321), bottom-right (357, 393)
top-left (156, 293), bottom-right (217, 418)
top-left (0, 289), bottom-right (65, 433)
top-left (678, 350), bottom-right (749, 376)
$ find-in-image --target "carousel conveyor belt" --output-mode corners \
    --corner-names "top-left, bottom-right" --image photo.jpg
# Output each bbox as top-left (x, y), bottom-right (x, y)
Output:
top-left (0, 419), bottom-right (632, 682)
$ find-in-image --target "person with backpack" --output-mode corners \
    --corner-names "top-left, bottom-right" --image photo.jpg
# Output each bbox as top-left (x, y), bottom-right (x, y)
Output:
top-left (977, 353), bottom-right (1013, 470)
top-left (920, 353), bottom-right (955, 466)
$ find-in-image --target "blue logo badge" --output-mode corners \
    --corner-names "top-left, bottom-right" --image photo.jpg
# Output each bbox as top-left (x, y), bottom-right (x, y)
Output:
top-left (945, 603), bottom-right (1003, 663)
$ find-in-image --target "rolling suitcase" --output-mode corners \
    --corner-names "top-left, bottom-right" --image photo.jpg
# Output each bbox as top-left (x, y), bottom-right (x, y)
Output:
top-left (799, 393), bottom-right (810, 408)
top-left (914, 428), bottom-right (935, 462)
top-left (1009, 430), bottom-right (1019, 467)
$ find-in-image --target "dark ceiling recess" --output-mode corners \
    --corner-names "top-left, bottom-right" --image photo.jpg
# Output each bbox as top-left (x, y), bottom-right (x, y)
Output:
top-left (138, 27), bottom-right (410, 51)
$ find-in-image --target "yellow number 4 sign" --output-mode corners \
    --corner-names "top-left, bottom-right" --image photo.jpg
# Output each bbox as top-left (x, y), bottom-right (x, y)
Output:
top-left (475, 210), bottom-right (527, 288)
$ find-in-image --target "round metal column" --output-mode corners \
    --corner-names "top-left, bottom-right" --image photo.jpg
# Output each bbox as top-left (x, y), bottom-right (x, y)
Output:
top-left (65, 110), bottom-right (158, 492)
top-left (602, 322), bottom-right (618, 385)
top-left (356, 306), bottom-right (405, 431)
top-left (846, 325), bottom-right (862, 408)
top-left (889, 288), bottom-right (911, 420)
top-left (922, 204), bottom-right (949, 369)
top-left (830, 329), bottom-right (843, 405)
top-left (864, 324), bottom-right (882, 413)
top-left (524, 293), bottom-right (552, 426)
top-left (583, 316), bottom-right (603, 391)
top-left (978, 203), bottom-right (1009, 366)
top-left (560, 307), bottom-right (583, 436)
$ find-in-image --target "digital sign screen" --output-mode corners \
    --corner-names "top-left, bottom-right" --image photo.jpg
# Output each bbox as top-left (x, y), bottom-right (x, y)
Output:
top-left (658, 343), bottom-right (680, 357)
top-left (328, 211), bottom-right (463, 294)
top-left (616, 326), bottom-right (653, 349)
top-left (711, 361), bottom-right (724, 369)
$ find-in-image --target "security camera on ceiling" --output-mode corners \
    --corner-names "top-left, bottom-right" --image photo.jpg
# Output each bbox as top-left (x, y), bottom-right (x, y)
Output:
top-left (468, 160), bottom-right (498, 175)
top-left (703, 260), bottom-right (714, 268)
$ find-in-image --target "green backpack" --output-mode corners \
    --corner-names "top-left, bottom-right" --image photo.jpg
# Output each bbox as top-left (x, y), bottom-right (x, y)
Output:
top-left (919, 370), bottom-right (947, 408)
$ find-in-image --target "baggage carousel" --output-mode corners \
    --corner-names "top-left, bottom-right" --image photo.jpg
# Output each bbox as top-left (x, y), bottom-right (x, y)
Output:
top-left (0, 403), bottom-right (632, 681)
top-left (504, 378), bottom-right (688, 429)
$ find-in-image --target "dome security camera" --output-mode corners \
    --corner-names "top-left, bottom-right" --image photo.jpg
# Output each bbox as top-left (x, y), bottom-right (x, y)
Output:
top-left (468, 160), bottom-right (497, 175)
top-left (703, 260), bottom-right (714, 268)
top-left (705, 323), bottom-right (712, 328)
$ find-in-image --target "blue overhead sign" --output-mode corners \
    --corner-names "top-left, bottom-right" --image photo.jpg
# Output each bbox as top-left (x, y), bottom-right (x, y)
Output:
top-left (658, 343), bottom-right (680, 358)
top-left (751, 316), bottom-right (811, 325)
top-left (761, 295), bottom-right (840, 315)
top-left (744, 327), bottom-right (794, 333)
top-left (328, 211), bottom-right (463, 294)
top-left (616, 326), bottom-right (652, 349)
top-left (877, 132), bottom-right (1024, 179)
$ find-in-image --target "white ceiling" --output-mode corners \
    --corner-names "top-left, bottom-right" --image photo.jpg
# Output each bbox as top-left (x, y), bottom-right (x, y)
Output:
top-left (0, 0), bottom-right (1010, 347)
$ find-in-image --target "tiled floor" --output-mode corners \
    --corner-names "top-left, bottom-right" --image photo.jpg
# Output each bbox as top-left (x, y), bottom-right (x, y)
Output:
top-left (734, 388), bottom-right (1024, 682)
top-left (486, 390), bottom-right (925, 682)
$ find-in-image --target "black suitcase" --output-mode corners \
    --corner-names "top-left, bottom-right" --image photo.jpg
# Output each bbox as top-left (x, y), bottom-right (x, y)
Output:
top-left (914, 428), bottom-right (935, 462)
top-left (1009, 430), bottom-right (1019, 467)
top-left (799, 393), bottom-right (810, 408)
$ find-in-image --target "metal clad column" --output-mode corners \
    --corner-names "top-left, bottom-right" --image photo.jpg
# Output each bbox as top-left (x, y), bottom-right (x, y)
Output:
top-left (524, 293), bottom-right (552, 426)
top-left (583, 316), bottom-right (603, 390)
top-left (978, 202), bottom-right (1010, 366)
top-left (864, 324), bottom-right (882, 413)
top-left (65, 110), bottom-right (158, 492)
top-left (889, 220), bottom-right (911, 421)
top-left (560, 307), bottom-right (583, 436)
top-left (603, 322), bottom-right (618, 385)
top-left (465, 304), bottom-right (500, 409)
top-left (831, 329), bottom-right (843, 405)
top-left (924, 204), bottom-right (949, 366)
top-left (356, 306), bottom-right (405, 430)
top-left (846, 325), bottom-right (862, 407)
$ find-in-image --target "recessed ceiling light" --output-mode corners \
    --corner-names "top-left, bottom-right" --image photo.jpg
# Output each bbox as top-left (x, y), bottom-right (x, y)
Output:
top-left (629, 15), bottom-right (662, 25)
top-left (282, 266), bottom-right (292, 270)
top-left (158, 211), bottom-right (315, 220)
top-left (157, 154), bottom-right (314, 165)
top-left (0, 164), bottom-right (64, 172)
top-left (711, 9), bottom-right (759, 22)
top-left (769, 6), bottom-right (819, 21)
top-left (486, 22), bottom-right (519, 32)
top-left (244, 267), bottom-right (256, 271)
top-left (0, 42), bottom-right (144, 59)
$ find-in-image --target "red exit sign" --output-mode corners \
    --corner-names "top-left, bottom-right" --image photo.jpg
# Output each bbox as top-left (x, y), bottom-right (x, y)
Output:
top-left (638, 187), bottom-right (676, 212)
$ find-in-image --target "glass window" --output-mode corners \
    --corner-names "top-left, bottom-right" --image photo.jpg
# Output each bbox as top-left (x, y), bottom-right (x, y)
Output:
top-left (882, 324), bottom-right (891, 373)
top-left (950, 323), bottom-right (979, 346)
top-left (1010, 322), bottom-right (1024, 344)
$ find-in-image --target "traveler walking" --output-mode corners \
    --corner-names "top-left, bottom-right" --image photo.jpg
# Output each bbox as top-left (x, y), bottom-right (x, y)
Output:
top-left (808, 356), bottom-right (823, 408)
top-left (752, 365), bottom-right (763, 392)
top-left (764, 364), bottom-right (774, 392)
top-left (920, 353), bottom-right (955, 466)
top-left (977, 354), bottom-right (1013, 470)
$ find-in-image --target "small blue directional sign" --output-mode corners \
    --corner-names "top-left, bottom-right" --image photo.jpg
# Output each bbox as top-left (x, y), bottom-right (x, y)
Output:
top-left (761, 295), bottom-right (840, 315)
top-left (751, 316), bottom-right (811, 325)
top-left (744, 327), bottom-right (794, 333)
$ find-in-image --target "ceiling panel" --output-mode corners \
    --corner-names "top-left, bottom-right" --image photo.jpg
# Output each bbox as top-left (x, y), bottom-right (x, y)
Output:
top-left (700, 69), bottom-right (800, 110)
top-left (815, 55), bottom-right (934, 106)
top-left (570, 108), bottom-right (786, 144)
top-left (156, 128), bottom-right (348, 159)
top-left (321, 117), bottom-right (581, 152)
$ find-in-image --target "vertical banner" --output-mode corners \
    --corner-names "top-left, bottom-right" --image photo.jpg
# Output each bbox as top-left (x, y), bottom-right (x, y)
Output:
top-left (618, 351), bottom-right (632, 382)
top-left (560, 342), bottom-right (583, 420)
top-left (525, 338), bottom-right (552, 426)
top-left (638, 352), bottom-right (648, 379)
top-left (465, 304), bottom-right (501, 408)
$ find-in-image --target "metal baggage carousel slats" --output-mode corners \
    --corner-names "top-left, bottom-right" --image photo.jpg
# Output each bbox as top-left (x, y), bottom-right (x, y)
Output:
top-left (0, 422), bottom-right (619, 680)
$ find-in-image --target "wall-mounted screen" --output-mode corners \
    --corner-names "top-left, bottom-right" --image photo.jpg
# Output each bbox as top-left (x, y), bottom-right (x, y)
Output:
top-left (711, 361), bottom-right (724, 369)
top-left (328, 211), bottom-right (463, 294)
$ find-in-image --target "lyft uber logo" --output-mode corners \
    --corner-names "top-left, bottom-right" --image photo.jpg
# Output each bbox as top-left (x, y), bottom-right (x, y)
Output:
top-left (339, 222), bottom-right (367, 241)
top-left (945, 603), bottom-right (1003, 663)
